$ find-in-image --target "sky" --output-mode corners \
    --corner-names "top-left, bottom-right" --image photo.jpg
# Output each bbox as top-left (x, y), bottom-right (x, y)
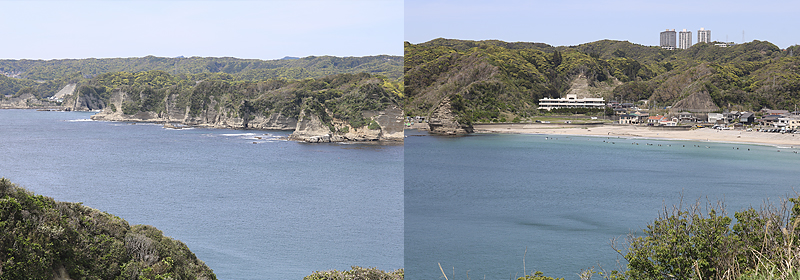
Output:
top-left (0, 0), bottom-right (403, 60)
top-left (405, 0), bottom-right (800, 49)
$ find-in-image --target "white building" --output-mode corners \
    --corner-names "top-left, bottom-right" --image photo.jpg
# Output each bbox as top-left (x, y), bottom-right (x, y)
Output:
top-left (714, 42), bottom-right (736, 48)
top-left (698, 28), bottom-right (711, 43)
top-left (538, 94), bottom-right (605, 111)
top-left (679, 29), bottom-right (693, 49)
top-left (660, 29), bottom-right (676, 49)
top-left (775, 116), bottom-right (800, 131)
top-left (708, 113), bottom-right (724, 123)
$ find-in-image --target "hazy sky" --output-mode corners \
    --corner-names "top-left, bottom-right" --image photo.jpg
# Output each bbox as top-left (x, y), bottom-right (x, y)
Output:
top-left (405, 0), bottom-right (800, 49)
top-left (0, 0), bottom-right (403, 60)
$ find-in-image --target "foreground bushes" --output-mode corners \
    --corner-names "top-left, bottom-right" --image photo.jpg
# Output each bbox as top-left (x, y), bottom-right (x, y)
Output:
top-left (304, 266), bottom-right (404, 280)
top-left (0, 178), bottom-right (216, 280)
top-left (513, 195), bottom-right (800, 280)
top-left (620, 195), bottom-right (800, 280)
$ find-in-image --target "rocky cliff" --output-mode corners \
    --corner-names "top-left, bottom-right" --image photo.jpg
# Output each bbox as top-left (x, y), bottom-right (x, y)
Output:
top-left (428, 98), bottom-right (473, 135)
top-left (0, 93), bottom-right (59, 109)
top-left (89, 73), bottom-right (403, 142)
top-left (62, 85), bottom-right (106, 111)
top-left (91, 90), bottom-right (298, 130)
top-left (288, 104), bottom-right (404, 143)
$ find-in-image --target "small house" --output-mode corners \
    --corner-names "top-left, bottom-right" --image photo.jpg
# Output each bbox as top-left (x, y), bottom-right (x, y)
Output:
top-left (648, 115), bottom-right (667, 125)
top-left (708, 113), bottom-right (725, 124)
top-left (619, 114), bottom-right (637, 124)
top-left (678, 112), bottom-right (696, 123)
top-left (739, 112), bottom-right (755, 124)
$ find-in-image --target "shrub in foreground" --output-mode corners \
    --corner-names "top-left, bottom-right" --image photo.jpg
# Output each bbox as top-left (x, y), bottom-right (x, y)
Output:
top-left (621, 195), bottom-right (800, 280)
top-left (0, 178), bottom-right (216, 280)
top-left (304, 266), bottom-right (404, 280)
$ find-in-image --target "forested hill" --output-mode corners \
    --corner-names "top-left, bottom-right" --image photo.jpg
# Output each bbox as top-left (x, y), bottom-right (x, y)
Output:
top-left (405, 38), bottom-right (800, 128)
top-left (0, 178), bottom-right (217, 280)
top-left (0, 55), bottom-right (402, 98)
top-left (0, 55), bottom-right (402, 81)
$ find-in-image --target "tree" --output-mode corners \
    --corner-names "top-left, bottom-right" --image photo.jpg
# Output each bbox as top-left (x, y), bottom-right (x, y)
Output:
top-left (552, 50), bottom-right (562, 67)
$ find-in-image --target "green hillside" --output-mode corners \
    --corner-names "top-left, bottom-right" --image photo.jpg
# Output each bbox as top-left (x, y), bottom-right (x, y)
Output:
top-left (405, 38), bottom-right (800, 125)
top-left (0, 178), bottom-right (216, 280)
top-left (0, 55), bottom-right (402, 98)
top-left (85, 70), bottom-right (401, 130)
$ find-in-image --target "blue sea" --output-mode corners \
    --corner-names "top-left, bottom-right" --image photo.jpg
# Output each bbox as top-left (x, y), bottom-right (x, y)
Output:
top-left (405, 129), bottom-right (800, 280)
top-left (0, 110), bottom-right (403, 280)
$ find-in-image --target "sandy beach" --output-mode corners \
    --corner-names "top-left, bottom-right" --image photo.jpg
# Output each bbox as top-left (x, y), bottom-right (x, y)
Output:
top-left (469, 123), bottom-right (800, 147)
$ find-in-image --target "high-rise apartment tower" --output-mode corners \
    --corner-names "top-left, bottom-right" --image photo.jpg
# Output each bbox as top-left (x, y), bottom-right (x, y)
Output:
top-left (660, 29), bottom-right (676, 49)
top-left (679, 29), bottom-right (692, 49)
top-left (698, 28), bottom-right (711, 44)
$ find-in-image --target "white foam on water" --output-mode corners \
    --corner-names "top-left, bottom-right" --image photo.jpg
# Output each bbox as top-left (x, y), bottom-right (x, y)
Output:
top-left (220, 133), bottom-right (257, 137)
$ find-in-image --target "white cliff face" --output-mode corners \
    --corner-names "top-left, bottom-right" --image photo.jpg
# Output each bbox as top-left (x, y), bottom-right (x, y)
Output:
top-left (288, 108), bottom-right (334, 143)
top-left (91, 90), bottom-right (402, 142)
top-left (91, 90), bottom-right (298, 130)
top-left (288, 105), bottom-right (404, 143)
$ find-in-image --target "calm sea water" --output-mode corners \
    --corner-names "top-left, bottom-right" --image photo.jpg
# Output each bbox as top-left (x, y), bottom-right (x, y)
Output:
top-left (0, 110), bottom-right (403, 280)
top-left (405, 130), bottom-right (800, 280)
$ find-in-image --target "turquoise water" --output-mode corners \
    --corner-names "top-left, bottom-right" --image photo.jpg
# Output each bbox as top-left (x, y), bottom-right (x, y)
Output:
top-left (0, 110), bottom-right (403, 280)
top-left (405, 130), bottom-right (800, 280)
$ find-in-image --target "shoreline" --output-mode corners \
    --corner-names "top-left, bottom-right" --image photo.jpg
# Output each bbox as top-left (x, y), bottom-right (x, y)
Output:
top-left (470, 123), bottom-right (800, 147)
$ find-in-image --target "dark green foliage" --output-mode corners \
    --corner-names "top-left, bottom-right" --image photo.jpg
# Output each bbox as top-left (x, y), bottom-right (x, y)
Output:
top-left (0, 178), bottom-right (216, 280)
top-left (0, 55), bottom-right (401, 81)
top-left (622, 196), bottom-right (800, 280)
top-left (323, 76), bottom-right (399, 128)
top-left (625, 201), bottom-right (736, 280)
top-left (613, 81), bottom-right (654, 102)
top-left (517, 271), bottom-right (564, 280)
top-left (304, 266), bottom-right (403, 280)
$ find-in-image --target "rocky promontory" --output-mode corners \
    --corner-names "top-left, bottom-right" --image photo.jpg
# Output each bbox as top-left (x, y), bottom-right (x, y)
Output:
top-left (86, 71), bottom-right (403, 142)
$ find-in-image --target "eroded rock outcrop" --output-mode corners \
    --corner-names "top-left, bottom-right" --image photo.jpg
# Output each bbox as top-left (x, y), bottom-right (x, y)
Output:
top-left (288, 104), bottom-right (404, 143)
top-left (670, 90), bottom-right (720, 113)
top-left (93, 89), bottom-right (402, 143)
top-left (428, 98), bottom-right (473, 135)
top-left (91, 90), bottom-right (298, 130)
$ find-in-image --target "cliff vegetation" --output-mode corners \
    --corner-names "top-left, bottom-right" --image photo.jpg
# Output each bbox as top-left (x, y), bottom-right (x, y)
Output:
top-left (304, 266), bottom-right (403, 280)
top-left (0, 178), bottom-right (216, 280)
top-left (0, 55), bottom-right (401, 98)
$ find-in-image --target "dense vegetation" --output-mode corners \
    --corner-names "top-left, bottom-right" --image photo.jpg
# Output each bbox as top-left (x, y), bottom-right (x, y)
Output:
top-left (405, 38), bottom-right (800, 124)
top-left (619, 195), bottom-right (800, 280)
top-left (506, 194), bottom-right (800, 280)
top-left (81, 70), bottom-right (401, 132)
top-left (0, 55), bottom-right (402, 99)
top-left (304, 266), bottom-right (404, 280)
top-left (0, 178), bottom-right (216, 280)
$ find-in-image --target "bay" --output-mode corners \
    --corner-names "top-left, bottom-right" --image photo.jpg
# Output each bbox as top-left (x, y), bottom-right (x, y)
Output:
top-left (405, 130), bottom-right (799, 280)
top-left (0, 109), bottom-right (403, 280)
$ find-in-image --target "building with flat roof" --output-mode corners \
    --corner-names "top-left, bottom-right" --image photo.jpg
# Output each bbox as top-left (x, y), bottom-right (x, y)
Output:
top-left (698, 28), bottom-right (711, 43)
top-left (538, 94), bottom-right (605, 111)
top-left (660, 29), bottom-right (676, 49)
top-left (679, 29), bottom-right (692, 49)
